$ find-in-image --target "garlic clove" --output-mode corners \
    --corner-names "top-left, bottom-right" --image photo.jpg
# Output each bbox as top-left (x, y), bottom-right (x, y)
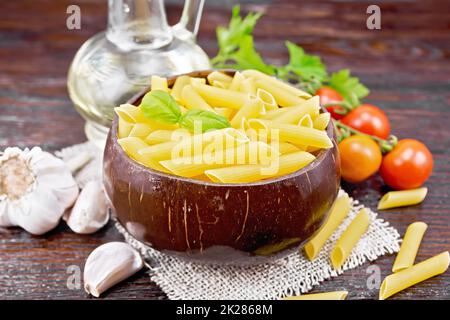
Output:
top-left (63, 180), bottom-right (109, 234)
top-left (84, 242), bottom-right (143, 297)
top-left (0, 201), bottom-right (14, 227)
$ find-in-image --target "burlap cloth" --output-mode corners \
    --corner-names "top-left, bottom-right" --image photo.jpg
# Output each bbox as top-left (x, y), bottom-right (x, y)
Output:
top-left (56, 142), bottom-right (400, 300)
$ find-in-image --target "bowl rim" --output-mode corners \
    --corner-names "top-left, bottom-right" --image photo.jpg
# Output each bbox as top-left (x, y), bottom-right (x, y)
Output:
top-left (111, 69), bottom-right (337, 188)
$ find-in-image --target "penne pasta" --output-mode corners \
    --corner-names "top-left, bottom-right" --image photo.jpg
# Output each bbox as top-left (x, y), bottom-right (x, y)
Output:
top-left (256, 88), bottom-right (278, 111)
top-left (297, 114), bottom-right (313, 128)
top-left (192, 82), bottom-right (248, 109)
top-left (304, 194), bottom-right (351, 261)
top-left (271, 96), bottom-right (320, 124)
top-left (248, 119), bottom-right (333, 149)
top-left (392, 222), bottom-right (428, 273)
top-left (379, 251), bottom-right (449, 300)
top-left (377, 187), bottom-right (428, 210)
top-left (190, 77), bottom-right (206, 85)
top-left (145, 129), bottom-right (190, 145)
top-left (115, 104), bottom-right (178, 130)
top-left (151, 75), bottom-right (169, 92)
top-left (181, 85), bottom-right (215, 112)
top-left (205, 151), bottom-right (315, 183)
top-left (171, 75), bottom-right (191, 102)
top-left (282, 291), bottom-right (348, 300)
top-left (211, 80), bottom-right (229, 89)
top-left (255, 79), bottom-right (308, 107)
top-left (138, 128), bottom-right (246, 161)
top-left (242, 69), bottom-right (311, 98)
top-left (117, 137), bottom-right (168, 173)
top-left (330, 208), bottom-right (370, 269)
top-left (214, 107), bottom-right (235, 120)
top-left (228, 71), bottom-right (245, 91)
top-left (159, 141), bottom-right (276, 178)
top-left (118, 117), bottom-right (134, 138)
top-left (207, 71), bottom-right (233, 84)
top-left (128, 123), bottom-right (152, 138)
top-left (240, 78), bottom-right (257, 95)
top-left (278, 142), bottom-right (301, 154)
top-left (313, 112), bottom-right (331, 130)
top-left (230, 96), bottom-right (263, 128)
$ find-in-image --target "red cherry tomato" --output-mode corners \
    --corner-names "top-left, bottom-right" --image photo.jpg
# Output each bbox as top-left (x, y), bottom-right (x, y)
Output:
top-left (316, 87), bottom-right (345, 120)
top-left (341, 104), bottom-right (391, 139)
top-left (338, 135), bottom-right (382, 183)
top-left (380, 139), bottom-right (433, 190)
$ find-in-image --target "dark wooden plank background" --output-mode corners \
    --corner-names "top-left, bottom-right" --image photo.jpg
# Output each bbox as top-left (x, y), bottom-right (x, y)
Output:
top-left (0, 0), bottom-right (449, 300)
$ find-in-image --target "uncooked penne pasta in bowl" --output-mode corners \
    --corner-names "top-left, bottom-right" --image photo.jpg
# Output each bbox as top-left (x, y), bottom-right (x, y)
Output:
top-left (103, 69), bottom-right (341, 264)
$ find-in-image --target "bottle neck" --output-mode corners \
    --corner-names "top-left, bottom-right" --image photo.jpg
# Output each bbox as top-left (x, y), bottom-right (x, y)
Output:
top-left (106, 0), bottom-right (173, 51)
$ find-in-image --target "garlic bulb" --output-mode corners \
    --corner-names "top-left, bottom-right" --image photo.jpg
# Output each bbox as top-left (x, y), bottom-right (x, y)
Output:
top-left (84, 242), bottom-right (143, 297)
top-left (63, 180), bottom-right (109, 234)
top-left (0, 147), bottom-right (79, 235)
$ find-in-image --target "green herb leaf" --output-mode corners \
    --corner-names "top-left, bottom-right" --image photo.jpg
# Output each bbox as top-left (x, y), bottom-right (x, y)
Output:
top-left (282, 41), bottom-right (328, 83)
top-left (216, 6), bottom-right (262, 57)
top-left (230, 35), bottom-right (276, 74)
top-left (329, 69), bottom-right (370, 107)
top-left (140, 90), bottom-right (182, 124)
top-left (179, 110), bottom-right (231, 133)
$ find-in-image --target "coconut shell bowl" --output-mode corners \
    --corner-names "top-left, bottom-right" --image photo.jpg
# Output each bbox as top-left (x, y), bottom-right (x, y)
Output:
top-left (103, 70), bottom-right (341, 265)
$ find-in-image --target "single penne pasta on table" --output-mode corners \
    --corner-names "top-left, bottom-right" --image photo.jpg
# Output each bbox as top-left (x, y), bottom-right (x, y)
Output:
top-left (313, 112), bottom-right (331, 130)
top-left (256, 88), bottom-right (278, 111)
top-left (242, 69), bottom-right (311, 98)
top-left (117, 137), bottom-right (168, 173)
top-left (304, 194), bottom-right (351, 261)
top-left (151, 75), bottom-right (169, 92)
top-left (255, 79), bottom-right (307, 107)
top-left (181, 85), bottom-right (215, 112)
top-left (377, 187), bottom-right (428, 210)
top-left (228, 71), bottom-right (245, 91)
top-left (159, 141), bottom-right (276, 178)
top-left (117, 117), bottom-right (134, 138)
top-left (271, 96), bottom-right (320, 124)
top-left (205, 151), bottom-right (315, 183)
top-left (248, 119), bottom-right (333, 149)
top-left (230, 96), bottom-right (264, 128)
top-left (330, 208), bottom-right (370, 269)
top-left (379, 251), bottom-right (450, 300)
top-left (191, 82), bottom-right (248, 109)
top-left (170, 75), bottom-right (191, 102)
top-left (128, 123), bottom-right (152, 139)
top-left (392, 222), bottom-right (428, 273)
top-left (207, 71), bottom-right (233, 84)
top-left (282, 291), bottom-right (348, 300)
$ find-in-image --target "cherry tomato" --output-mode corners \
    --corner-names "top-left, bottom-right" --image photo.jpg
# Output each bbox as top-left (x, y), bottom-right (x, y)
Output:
top-left (380, 139), bottom-right (433, 190)
top-left (316, 86), bottom-right (345, 120)
top-left (338, 135), bottom-right (382, 183)
top-left (341, 104), bottom-right (391, 139)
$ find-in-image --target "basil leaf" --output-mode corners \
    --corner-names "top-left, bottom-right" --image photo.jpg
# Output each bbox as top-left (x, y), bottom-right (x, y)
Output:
top-left (179, 110), bottom-right (231, 133)
top-left (140, 90), bottom-right (182, 124)
top-left (329, 69), bottom-right (370, 107)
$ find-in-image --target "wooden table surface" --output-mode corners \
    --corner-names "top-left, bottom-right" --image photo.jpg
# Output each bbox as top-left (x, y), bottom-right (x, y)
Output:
top-left (0, 0), bottom-right (449, 300)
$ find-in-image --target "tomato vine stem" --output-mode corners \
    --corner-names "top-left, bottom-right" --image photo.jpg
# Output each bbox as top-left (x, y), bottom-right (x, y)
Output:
top-left (333, 120), bottom-right (398, 153)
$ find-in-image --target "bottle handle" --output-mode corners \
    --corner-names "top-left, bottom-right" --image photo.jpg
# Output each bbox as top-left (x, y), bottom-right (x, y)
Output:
top-left (172, 0), bottom-right (205, 40)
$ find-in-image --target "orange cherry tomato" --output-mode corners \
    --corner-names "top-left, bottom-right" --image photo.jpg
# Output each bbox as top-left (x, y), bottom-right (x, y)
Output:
top-left (341, 104), bottom-right (391, 139)
top-left (338, 135), bottom-right (382, 183)
top-left (316, 86), bottom-right (345, 120)
top-left (380, 139), bottom-right (433, 190)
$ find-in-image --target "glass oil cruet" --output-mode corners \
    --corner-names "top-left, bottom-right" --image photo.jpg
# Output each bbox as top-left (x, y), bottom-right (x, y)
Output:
top-left (67, 0), bottom-right (211, 148)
